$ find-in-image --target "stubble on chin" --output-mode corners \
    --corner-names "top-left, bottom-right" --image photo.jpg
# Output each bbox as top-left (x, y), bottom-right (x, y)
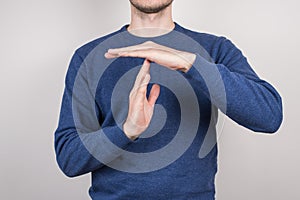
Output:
top-left (129, 0), bottom-right (173, 14)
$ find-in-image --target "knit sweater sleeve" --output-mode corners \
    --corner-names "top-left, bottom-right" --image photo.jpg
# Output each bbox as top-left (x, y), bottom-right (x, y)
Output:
top-left (54, 51), bottom-right (133, 178)
top-left (182, 37), bottom-right (283, 133)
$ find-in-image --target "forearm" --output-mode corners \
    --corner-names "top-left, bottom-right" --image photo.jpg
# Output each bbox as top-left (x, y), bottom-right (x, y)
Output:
top-left (55, 128), bottom-right (102, 177)
top-left (55, 124), bottom-right (133, 177)
top-left (183, 53), bottom-right (283, 133)
top-left (55, 52), bottom-right (134, 177)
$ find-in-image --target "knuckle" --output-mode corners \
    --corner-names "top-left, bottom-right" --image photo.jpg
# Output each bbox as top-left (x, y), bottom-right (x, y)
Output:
top-left (137, 89), bottom-right (145, 95)
top-left (129, 90), bottom-right (136, 97)
top-left (143, 41), bottom-right (156, 47)
top-left (144, 41), bottom-right (153, 45)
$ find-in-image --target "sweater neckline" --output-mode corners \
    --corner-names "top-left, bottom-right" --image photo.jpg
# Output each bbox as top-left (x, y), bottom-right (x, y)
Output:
top-left (119, 22), bottom-right (184, 40)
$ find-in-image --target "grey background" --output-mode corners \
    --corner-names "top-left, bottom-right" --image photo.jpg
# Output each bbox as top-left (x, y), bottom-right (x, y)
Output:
top-left (0, 0), bottom-right (299, 199)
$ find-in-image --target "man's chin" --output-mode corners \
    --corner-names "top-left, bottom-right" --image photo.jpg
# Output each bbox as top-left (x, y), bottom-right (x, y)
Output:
top-left (130, 0), bottom-right (173, 14)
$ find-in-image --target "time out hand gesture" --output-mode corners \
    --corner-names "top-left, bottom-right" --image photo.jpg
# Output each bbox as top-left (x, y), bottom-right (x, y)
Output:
top-left (104, 41), bottom-right (195, 140)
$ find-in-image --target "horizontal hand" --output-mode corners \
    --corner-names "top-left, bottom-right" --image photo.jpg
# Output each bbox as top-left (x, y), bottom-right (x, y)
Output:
top-left (105, 41), bottom-right (196, 73)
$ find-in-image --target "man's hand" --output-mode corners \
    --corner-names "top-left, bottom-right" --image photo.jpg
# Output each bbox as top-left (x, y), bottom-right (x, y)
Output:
top-left (122, 59), bottom-right (160, 140)
top-left (105, 41), bottom-right (196, 73)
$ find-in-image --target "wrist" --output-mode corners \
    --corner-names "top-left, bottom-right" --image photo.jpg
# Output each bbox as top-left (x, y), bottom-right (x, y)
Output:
top-left (181, 52), bottom-right (196, 73)
top-left (123, 120), bottom-right (142, 141)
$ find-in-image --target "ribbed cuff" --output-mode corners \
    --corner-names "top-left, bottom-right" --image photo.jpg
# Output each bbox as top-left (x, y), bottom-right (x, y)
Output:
top-left (102, 125), bottom-right (137, 150)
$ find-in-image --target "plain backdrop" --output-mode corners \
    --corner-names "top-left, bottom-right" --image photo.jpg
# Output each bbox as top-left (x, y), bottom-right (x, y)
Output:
top-left (1, 0), bottom-right (299, 199)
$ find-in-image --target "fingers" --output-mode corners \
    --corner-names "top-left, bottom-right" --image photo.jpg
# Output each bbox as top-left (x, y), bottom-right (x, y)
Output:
top-left (148, 84), bottom-right (160, 106)
top-left (120, 49), bottom-right (156, 61)
top-left (104, 52), bottom-right (118, 59)
top-left (105, 49), bottom-right (153, 60)
top-left (133, 59), bottom-right (150, 90)
top-left (105, 41), bottom-right (162, 59)
top-left (105, 43), bottom-right (147, 59)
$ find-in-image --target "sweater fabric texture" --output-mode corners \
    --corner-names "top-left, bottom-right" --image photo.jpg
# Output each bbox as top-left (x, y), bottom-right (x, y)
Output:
top-left (55, 23), bottom-right (282, 200)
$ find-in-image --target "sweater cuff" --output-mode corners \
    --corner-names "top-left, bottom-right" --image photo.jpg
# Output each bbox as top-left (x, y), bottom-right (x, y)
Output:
top-left (102, 125), bottom-right (136, 150)
top-left (185, 53), bottom-right (216, 79)
top-left (183, 53), bottom-right (227, 112)
top-left (182, 53), bottom-right (215, 96)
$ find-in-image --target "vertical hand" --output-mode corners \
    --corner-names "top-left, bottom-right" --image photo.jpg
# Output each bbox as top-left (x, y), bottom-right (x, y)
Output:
top-left (123, 59), bottom-right (160, 140)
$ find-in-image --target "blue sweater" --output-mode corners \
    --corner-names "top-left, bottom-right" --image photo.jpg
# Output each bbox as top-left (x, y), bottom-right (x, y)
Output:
top-left (55, 23), bottom-right (282, 199)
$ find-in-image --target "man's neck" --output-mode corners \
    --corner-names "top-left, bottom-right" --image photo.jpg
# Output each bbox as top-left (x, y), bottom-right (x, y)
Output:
top-left (127, 5), bottom-right (175, 37)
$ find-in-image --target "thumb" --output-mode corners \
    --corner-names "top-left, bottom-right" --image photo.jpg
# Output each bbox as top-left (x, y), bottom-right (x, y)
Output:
top-left (148, 84), bottom-right (160, 106)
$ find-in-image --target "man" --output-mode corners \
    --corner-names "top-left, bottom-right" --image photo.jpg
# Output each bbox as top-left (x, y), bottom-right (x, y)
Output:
top-left (55, 0), bottom-right (283, 199)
